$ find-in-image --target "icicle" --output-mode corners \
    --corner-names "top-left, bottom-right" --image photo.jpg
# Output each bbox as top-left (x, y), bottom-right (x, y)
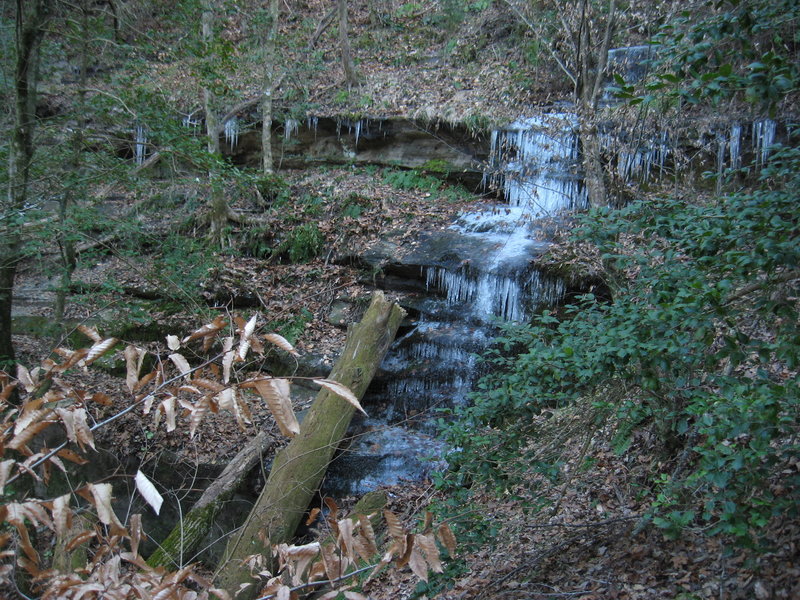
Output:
top-left (752, 119), bottom-right (776, 169)
top-left (134, 125), bottom-right (147, 165)
top-left (284, 118), bottom-right (299, 141)
top-left (354, 119), bottom-right (364, 147)
top-left (224, 118), bottom-right (239, 150)
top-left (729, 124), bottom-right (742, 170)
top-left (306, 116), bottom-right (319, 138)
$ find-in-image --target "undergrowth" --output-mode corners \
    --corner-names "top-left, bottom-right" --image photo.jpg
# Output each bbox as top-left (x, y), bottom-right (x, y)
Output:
top-left (442, 145), bottom-right (800, 548)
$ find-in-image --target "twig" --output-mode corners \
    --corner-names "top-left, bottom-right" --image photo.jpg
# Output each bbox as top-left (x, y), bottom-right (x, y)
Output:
top-left (5, 351), bottom-right (225, 487)
top-left (306, 6), bottom-right (337, 50)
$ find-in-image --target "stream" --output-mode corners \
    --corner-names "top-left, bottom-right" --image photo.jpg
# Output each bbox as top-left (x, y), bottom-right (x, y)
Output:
top-left (323, 112), bottom-right (587, 497)
top-left (321, 109), bottom-right (780, 498)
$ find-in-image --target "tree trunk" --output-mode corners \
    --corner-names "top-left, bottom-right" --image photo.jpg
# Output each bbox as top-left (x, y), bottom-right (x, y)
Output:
top-left (147, 432), bottom-right (273, 569)
top-left (201, 1), bottom-right (227, 245)
top-left (215, 291), bottom-right (405, 598)
top-left (261, 0), bottom-right (280, 175)
top-left (338, 0), bottom-right (359, 88)
top-left (579, 109), bottom-right (606, 207)
top-left (54, 0), bottom-right (89, 326)
top-left (577, 0), bottom-right (615, 208)
top-left (1, 0), bottom-right (50, 368)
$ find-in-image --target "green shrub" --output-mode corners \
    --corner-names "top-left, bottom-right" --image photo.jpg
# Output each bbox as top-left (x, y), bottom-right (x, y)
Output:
top-left (254, 173), bottom-right (290, 203)
top-left (442, 145), bottom-right (800, 547)
top-left (276, 223), bottom-right (324, 263)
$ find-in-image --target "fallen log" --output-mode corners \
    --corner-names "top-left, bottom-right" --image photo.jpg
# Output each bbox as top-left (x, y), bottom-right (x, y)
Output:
top-left (215, 291), bottom-right (405, 597)
top-left (146, 432), bottom-right (272, 569)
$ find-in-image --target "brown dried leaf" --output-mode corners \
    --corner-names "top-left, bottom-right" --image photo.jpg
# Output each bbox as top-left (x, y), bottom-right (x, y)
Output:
top-left (276, 541), bottom-right (320, 586)
top-left (253, 379), bottom-right (299, 437)
top-left (264, 333), bottom-right (300, 357)
top-left (56, 407), bottom-right (95, 451)
top-left (358, 514), bottom-right (378, 557)
top-left (183, 315), bottom-right (227, 344)
top-left (314, 379), bottom-right (366, 415)
top-left (337, 517), bottom-right (357, 565)
top-left (129, 513), bottom-right (144, 557)
top-left (408, 543), bottom-right (429, 582)
top-left (306, 507), bottom-right (321, 526)
top-left (189, 395), bottom-right (212, 438)
top-left (5, 503), bottom-right (39, 564)
top-left (77, 324), bottom-right (102, 343)
top-left (320, 542), bottom-right (343, 584)
top-left (16, 364), bottom-right (36, 393)
top-left (222, 348), bottom-right (235, 384)
top-left (66, 529), bottom-right (96, 552)
top-left (416, 533), bottom-right (443, 573)
top-left (135, 470), bottom-right (164, 515)
top-left (437, 523), bottom-right (457, 557)
top-left (88, 391), bottom-right (112, 406)
top-left (0, 460), bottom-right (15, 495)
top-left (168, 353), bottom-right (193, 380)
top-left (52, 494), bottom-right (71, 539)
top-left (8, 412), bottom-right (56, 451)
top-left (194, 377), bottom-right (225, 393)
top-left (384, 510), bottom-right (405, 542)
top-left (238, 314), bottom-right (258, 360)
top-left (134, 369), bottom-right (158, 393)
top-left (160, 396), bottom-right (177, 432)
top-left (74, 408), bottom-right (95, 451)
top-left (324, 497), bottom-right (340, 524)
top-left (88, 483), bottom-right (124, 532)
top-left (14, 400), bottom-right (47, 435)
top-left (395, 534), bottom-right (414, 569)
top-left (124, 346), bottom-right (146, 394)
top-left (84, 338), bottom-right (118, 366)
top-left (57, 448), bottom-right (88, 465)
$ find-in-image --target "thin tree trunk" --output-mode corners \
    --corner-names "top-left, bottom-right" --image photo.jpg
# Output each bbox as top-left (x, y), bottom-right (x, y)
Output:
top-left (201, 1), bottom-right (227, 245)
top-left (338, 0), bottom-right (358, 88)
top-left (261, 0), bottom-right (280, 175)
top-left (54, 0), bottom-right (89, 326)
top-left (2, 0), bottom-right (50, 368)
top-left (577, 0), bottom-right (615, 208)
top-left (215, 292), bottom-right (405, 598)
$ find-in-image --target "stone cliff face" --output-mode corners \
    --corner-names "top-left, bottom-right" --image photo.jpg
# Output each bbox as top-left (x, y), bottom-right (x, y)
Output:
top-left (222, 115), bottom-right (490, 188)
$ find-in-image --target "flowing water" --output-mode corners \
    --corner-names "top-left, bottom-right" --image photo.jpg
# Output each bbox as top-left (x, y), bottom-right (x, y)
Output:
top-left (322, 111), bottom-right (781, 497)
top-left (323, 112), bottom-right (585, 496)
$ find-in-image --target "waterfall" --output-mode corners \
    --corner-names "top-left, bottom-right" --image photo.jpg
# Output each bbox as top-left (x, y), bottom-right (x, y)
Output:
top-left (490, 113), bottom-right (584, 216)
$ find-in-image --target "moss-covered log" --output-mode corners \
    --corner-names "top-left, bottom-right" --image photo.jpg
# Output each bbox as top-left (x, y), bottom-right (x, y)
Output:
top-left (147, 432), bottom-right (272, 569)
top-left (215, 291), bottom-right (405, 597)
